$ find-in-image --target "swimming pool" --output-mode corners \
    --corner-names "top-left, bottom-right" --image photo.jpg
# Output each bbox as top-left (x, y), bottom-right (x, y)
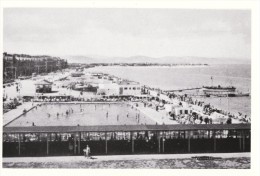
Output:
top-left (6, 103), bottom-right (155, 127)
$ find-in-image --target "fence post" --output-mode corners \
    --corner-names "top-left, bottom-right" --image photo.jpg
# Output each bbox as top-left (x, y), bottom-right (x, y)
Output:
top-left (47, 133), bottom-right (49, 156)
top-left (213, 130), bottom-right (216, 152)
top-left (188, 131), bottom-right (191, 153)
top-left (131, 132), bottom-right (134, 153)
top-left (242, 130), bottom-right (245, 152)
top-left (105, 132), bottom-right (108, 154)
top-left (239, 130), bottom-right (242, 151)
top-left (18, 133), bottom-right (21, 156)
top-left (78, 132), bottom-right (81, 155)
top-left (74, 133), bottom-right (77, 155)
top-left (158, 131), bottom-right (161, 153)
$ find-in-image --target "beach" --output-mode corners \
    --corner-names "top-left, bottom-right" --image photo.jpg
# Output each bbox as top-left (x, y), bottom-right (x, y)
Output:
top-left (88, 64), bottom-right (251, 116)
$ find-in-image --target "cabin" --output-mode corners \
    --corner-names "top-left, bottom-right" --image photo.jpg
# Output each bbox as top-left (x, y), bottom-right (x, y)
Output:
top-left (35, 80), bottom-right (53, 93)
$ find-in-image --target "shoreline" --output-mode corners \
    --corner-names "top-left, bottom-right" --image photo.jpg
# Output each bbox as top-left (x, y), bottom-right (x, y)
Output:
top-left (3, 68), bottom-right (250, 125)
top-left (97, 65), bottom-right (209, 69)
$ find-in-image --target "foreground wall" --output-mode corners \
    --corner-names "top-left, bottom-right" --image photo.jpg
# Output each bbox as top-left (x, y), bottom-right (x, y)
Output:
top-left (3, 128), bottom-right (250, 157)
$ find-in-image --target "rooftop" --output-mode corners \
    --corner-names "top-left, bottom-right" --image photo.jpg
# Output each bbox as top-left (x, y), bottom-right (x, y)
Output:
top-left (118, 81), bottom-right (140, 85)
top-left (3, 124), bottom-right (250, 133)
top-left (35, 80), bottom-right (53, 85)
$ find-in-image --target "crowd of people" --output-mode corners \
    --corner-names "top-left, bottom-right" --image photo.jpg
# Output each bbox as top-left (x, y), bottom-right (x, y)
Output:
top-left (165, 92), bottom-right (250, 124)
top-left (4, 74), bottom-right (250, 126)
top-left (22, 96), bottom-right (146, 103)
top-left (173, 113), bottom-right (213, 125)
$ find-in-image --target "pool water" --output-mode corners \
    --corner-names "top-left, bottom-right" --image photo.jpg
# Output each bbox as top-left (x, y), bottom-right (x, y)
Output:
top-left (7, 103), bottom-right (155, 127)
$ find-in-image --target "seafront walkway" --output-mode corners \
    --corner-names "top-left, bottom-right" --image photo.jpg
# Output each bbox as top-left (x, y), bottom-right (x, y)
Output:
top-left (3, 152), bottom-right (250, 163)
top-left (129, 102), bottom-right (178, 125)
top-left (3, 102), bottom-right (40, 126)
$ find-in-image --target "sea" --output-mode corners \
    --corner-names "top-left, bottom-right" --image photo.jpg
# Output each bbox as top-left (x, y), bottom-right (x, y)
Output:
top-left (88, 64), bottom-right (251, 116)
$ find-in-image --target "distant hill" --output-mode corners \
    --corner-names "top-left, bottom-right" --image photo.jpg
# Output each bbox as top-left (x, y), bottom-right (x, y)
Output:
top-left (62, 55), bottom-right (250, 65)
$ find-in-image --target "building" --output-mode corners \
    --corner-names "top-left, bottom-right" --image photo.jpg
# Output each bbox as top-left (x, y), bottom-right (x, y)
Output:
top-left (3, 52), bottom-right (68, 83)
top-left (172, 106), bottom-right (192, 116)
top-left (35, 80), bottom-right (53, 93)
top-left (97, 83), bottom-right (119, 95)
top-left (96, 79), bottom-right (142, 96)
top-left (71, 72), bottom-right (84, 77)
top-left (3, 124), bottom-right (250, 157)
top-left (118, 81), bottom-right (141, 96)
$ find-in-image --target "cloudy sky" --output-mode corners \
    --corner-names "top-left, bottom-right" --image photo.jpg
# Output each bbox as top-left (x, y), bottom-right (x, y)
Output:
top-left (4, 8), bottom-right (251, 59)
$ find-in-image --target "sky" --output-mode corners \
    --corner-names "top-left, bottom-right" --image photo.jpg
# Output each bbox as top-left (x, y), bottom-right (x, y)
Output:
top-left (4, 8), bottom-right (251, 59)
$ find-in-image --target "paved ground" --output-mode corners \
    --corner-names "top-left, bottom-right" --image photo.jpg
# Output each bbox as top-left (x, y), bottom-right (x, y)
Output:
top-left (3, 102), bottom-right (40, 126)
top-left (130, 102), bottom-right (178, 125)
top-left (3, 153), bottom-right (250, 169)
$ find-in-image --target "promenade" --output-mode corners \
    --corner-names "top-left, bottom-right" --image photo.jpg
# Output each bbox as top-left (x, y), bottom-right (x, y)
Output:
top-left (3, 102), bottom-right (40, 126)
top-left (132, 102), bottom-right (178, 125)
top-left (3, 153), bottom-right (250, 169)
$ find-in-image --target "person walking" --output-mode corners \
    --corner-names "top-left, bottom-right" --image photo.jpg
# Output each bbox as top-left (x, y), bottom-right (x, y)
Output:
top-left (84, 145), bottom-right (91, 158)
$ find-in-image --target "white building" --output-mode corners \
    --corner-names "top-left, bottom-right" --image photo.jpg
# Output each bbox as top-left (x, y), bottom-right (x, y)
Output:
top-left (97, 83), bottom-right (119, 96)
top-left (172, 106), bottom-right (192, 116)
top-left (149, 90), bottom-right (160, 97)
top-left (118, 81), bottom-right (141, 96)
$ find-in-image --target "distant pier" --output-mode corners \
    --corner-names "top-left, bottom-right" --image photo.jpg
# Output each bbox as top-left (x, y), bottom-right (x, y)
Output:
top-left (165, 87), bottom-right (202, 92)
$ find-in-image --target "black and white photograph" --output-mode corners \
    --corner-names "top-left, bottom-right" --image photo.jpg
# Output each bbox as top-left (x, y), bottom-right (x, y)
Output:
top-left (1, 0), bottom-right (260, 174)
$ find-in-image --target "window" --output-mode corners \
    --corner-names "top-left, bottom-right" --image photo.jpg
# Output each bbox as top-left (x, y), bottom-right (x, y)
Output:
top-left (227, 130), bottom-right (237, 138)
top-left (113, 131), bottom-right (131, 140)
top-left (60, 133), bottom-right (74, 141)
top-left (3, 133), bottom-right (8, 142)
top-left (50, 133), bottom-right (58, 141)
top-left (197, 130), bottom-right (209, 139)
top-left (132, 131), bottom-right (146, 140)
top-left (137, 87), bottom-right (140, 90)
top-left (129, 87), bottom-right (132, 90)
top-left (39, 133), bottom-right (48, 141)
top-left (148, 131), bottom-right (157, 140)
top-left (24, 133), bottom-right (40, 142)
top-left (81, 132), bottom-right (106, 141)
top-left (124, 87), bottom-right (128, 90)
top-left (179, 131), bottom-right (186, 139)
top-left (3, 133), bottom-right (19, 142)
top-left (244, 130), bottom-right (251, 138)
top-left (167, 131), bottom-right (180, 139)
top-left (215, 130), bottom-right (228, 138)
top-left (106, 132), bottom-right (112, 140)
top-left (133, 87), bottom-right (136, 90)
